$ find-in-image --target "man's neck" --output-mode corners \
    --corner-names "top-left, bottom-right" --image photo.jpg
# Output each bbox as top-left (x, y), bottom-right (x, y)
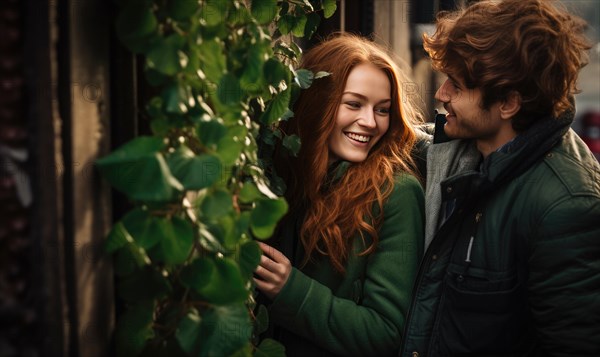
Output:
top-left (476, 129), bottom-right (518, 158)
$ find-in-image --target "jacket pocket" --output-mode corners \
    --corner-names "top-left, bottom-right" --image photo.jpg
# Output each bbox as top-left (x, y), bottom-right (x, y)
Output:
top-left (435, 268), bottom-right (529, 355)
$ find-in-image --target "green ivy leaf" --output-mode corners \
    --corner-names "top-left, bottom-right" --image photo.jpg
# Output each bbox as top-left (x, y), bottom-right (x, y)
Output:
top-left (162, 82), bottom-right (190, 114)
top-left (263, 58), bottom-right (289, 87)
top-left (146, 96), bottom-right (164, 119)
top-left (252, 170), bottom-right (279, 199)
top-left (282, 134), bottom-right (301, 156)
top-left (229, 5), bottom-right (252, 26)
top-left (149, 117), bottom-right (169, 136)
top-left (304, 12), bottom-right (321, 39)
top-left (254, 338), bottom-right (286, 357)
top-left (183, 257), bottom-right (248, 305)
top-left (281, 108), bottom-right (294, 121)
top-left (250, 198), bottom-right (288, 239)
top-left (255, 305), bottom-right (269, 335)
top-left (145, 67), bottom-right (168, 87)
top-left (314, 70), bottom-right (331, 79)
top-left (239, 182), bottom-right (262, 203)
top-left (197, 39), bottom-right (226, 83)
top-left (166, 144), bottom-right (194, 166)
top-left (115, 6), bottom-right (157, 53)
top-left (118, 267), bottom-right (172, 302)
top-left (218, 73), bottom-right (243, 106)
top-left (121, 208), bottom-right (162, 249)
top-left (168, 148), bottom-right (223, 190)
top-left (175, 309), bottom-right (202, 355)
top-left (273, 41), bottom-right (297, 60)
top-left (105, 221), bottom-right (132, 254)
top-left (98, 135), bottom-right (163, 158)
top-left (146, 34), bottom-right (184, 76)
top-left (200, 0), bottom-right (229, 27)
top-left (200, 22), bottom-right (229, 41)
top-left (151, 216), bottom-right (195, 265)
top-left (260, 88), bottom-right (291, 125)
top-left (323, 0), bottom-right (337, 18)
top-left (180, 258), bottom-right (213, 292)
top-left (294, 69), bottom-right (314, 89)
top-left (231, 344), bottom-right (253, 357)
top-left (216, 126), bottom-right (247, 166)
top-left (238, 240), bottom-right (261, 279)
top-left (277, 14), bottom-right (296, 35)
top-left (251, 0), bottom-right (278, 25)
top-left (291, 14), bottom-right (307, 37)
top-left (196, 118), bottom-right (227, 149)
top-left (201, 189), bottom-right (233, 221)
top-left (96, 137), bottom-right (183, 202)
top-left (198, 304), bottom-right (252, 356)
top-left (235, 211), bottom-right (251, 239)
top-left (203, 259), bottom-right (247, 305)
top-left (241, 45), bottom-right (268, 94)
top-left (216, 137), bottom-right (243, 166)
top-left (289, 41), bottom-right (303, 58)
top-left (114, 241), bottom-right (150, 276)
top-left (115, 300), bottom-right (155, 357)
top-left (290, 80), bottom-right (302, 108)
top-left (167, 0), bottom-right (198, 21)
top-left (222, 214), bottom-right (244, 248)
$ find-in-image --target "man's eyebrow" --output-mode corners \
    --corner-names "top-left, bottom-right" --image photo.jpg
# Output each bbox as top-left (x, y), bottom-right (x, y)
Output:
top-left (342, 91), bottom-right (391, 104)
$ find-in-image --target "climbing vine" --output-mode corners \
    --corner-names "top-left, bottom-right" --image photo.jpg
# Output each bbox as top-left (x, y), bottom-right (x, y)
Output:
top-left (96, 0), bottom-right (336, 356)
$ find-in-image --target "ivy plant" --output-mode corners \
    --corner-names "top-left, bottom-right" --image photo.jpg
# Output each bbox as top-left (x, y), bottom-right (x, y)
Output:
top-left (96, 0), bottom-right (336, 356)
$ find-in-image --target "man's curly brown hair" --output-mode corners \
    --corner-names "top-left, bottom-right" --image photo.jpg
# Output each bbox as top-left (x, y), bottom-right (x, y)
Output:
top-left (424, 0), bottom-right (591, 131)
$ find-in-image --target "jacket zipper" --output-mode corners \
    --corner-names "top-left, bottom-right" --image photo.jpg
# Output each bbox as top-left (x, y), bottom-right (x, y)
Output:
top-left (400, 204), bottom-right (481, 355)
top-left (400, 228), bottom-right (444, 355)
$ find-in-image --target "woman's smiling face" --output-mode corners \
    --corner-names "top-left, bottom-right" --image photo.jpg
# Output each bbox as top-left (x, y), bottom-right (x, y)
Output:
top-left (328, 63), bottom-right (391, 165)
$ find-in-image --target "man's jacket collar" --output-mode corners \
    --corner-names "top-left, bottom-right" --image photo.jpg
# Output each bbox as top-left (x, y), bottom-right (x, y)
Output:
top-left (434, 108), bottom-right (574, 201)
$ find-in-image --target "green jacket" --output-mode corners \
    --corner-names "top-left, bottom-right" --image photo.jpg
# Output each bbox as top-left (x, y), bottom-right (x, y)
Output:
top-left (267, 173), bottom-right (425, 356)
top-left (401, 111), bottom-right (600, 356)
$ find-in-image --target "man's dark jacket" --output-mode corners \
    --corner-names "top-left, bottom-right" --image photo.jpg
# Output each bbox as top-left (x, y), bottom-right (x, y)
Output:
top-left (400, 111), bottom-right (600, 356)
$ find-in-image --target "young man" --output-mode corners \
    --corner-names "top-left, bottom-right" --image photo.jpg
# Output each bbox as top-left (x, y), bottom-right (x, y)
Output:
top-left (401, 0), bottom-right (600, 356)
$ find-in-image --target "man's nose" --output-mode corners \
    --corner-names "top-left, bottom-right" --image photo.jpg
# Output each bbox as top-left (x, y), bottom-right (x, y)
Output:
top-left (435, 79), bottom-right (451, 102)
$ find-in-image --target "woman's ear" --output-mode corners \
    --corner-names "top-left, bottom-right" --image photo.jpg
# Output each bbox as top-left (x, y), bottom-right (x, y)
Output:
top-left (500, 91), bottom-right (522, 120)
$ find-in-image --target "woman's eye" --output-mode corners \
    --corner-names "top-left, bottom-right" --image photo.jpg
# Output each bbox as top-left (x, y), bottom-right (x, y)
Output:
top-left (375, 107), bottom-right (390, 115)
top-left (345, 101), bottom-right (361, 109)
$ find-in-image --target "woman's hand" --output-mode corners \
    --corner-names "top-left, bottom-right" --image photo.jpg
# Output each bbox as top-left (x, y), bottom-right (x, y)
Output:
top-left (253, 242), bottom-right (292, 300)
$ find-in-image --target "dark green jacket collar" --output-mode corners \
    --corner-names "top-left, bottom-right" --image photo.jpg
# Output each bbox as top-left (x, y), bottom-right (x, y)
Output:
top-left (435, 109), bottom-right (574, 203)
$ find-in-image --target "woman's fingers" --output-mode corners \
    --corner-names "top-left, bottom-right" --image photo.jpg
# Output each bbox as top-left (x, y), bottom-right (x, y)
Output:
top-left (253, 277), bottom-right (271, 292)
top-left (254, 242), bottom-right (292, 300)
top-left (258, 242), bottom-right (289, 264)
top-left (258, 254), bottom-right (286, 275)
top-left (254, 263), bottom-right (277, 282)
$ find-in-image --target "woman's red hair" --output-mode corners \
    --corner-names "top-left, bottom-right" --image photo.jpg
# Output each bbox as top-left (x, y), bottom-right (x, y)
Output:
top-left (276, 33), bottom-right (422, 273)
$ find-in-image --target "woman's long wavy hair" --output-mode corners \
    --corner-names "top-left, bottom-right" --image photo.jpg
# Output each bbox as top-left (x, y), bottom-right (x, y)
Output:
top-left (276, 33), bottom-right (422, 273)
top-left (423, 0), bottom-right (591, 131)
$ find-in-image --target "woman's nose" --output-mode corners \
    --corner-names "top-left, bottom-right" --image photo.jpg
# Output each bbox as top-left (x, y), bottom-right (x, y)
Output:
top-left (357, 108), bottom-right (376, 128)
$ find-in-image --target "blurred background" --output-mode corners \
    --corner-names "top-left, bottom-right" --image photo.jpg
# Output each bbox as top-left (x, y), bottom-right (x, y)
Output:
top-left (0, 0), bottom-right (598, 356)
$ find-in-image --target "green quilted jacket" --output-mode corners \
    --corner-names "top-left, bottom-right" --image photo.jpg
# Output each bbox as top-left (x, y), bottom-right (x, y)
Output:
top-left (401, 111), bottom-right (600, 356)
top-left (267, 172), bottom-right (425, 357)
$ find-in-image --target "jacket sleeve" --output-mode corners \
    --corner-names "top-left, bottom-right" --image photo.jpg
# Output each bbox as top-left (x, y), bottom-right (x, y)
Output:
top-left (269, 174), bottom-right (425, 356)
top-left (528, 195), bottom-right (600, 356)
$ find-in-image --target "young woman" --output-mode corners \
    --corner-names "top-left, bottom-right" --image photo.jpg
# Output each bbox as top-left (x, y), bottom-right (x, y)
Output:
top-left (254, 34), bottom-right (425, 356)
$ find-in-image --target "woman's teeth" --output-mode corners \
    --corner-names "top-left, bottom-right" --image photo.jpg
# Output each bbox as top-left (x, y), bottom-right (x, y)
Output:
top-left (345, 132), bottom-right (371, 143)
